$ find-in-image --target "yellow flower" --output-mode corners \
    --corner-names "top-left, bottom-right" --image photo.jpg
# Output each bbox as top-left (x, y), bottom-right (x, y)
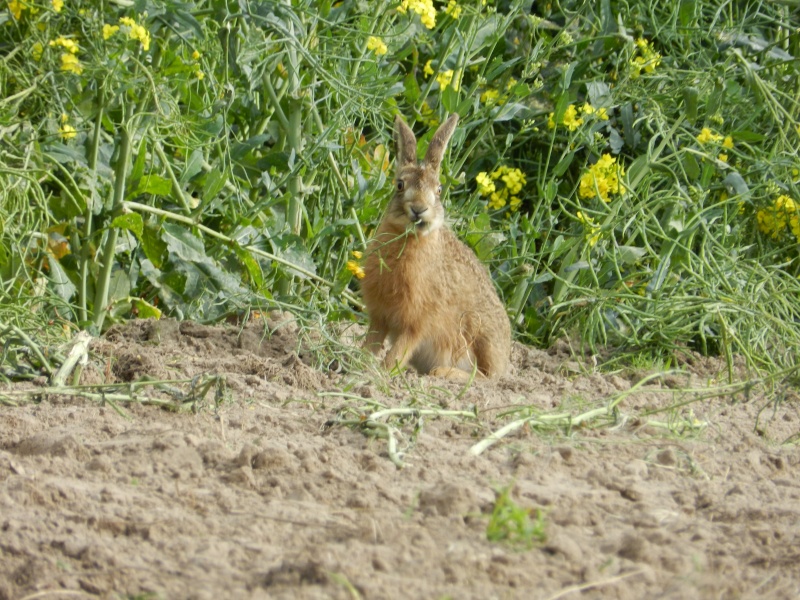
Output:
top-left (757, 195), bottom-right (799, 240)
top-left (444, 0), bottom-right (461, 18)
top-left (346, 260), bottom-right (365, 279)
top-left (547, 112), bottom-right (555, 129)
top-left (195, 70), bottom-right (204, 80)
top-left (419, 100), bottom-right (439, 128)
top-left (506, 77), bottom-right (517, 91)
top-left (501, 168), bottom-right (526, 195)
top-left (476, 172), bottom-right (496, 196)
top-left (60, 53), bottom-right (83, 74)
top-left (8, 0), bottom-right (24, 19)
top-left (480, 88), bottom-right (499, 104)
top-left (581, 102), bottom-right (595, 115)
top-left (579, 154), bottom-right (625, 203)
top-left (423, 59), bottom-right (434, 77)
top-left (718, 153), bottom-right (728, 163)
top-left (192, 50), bottom-right (201, 60)
top-left (50, 36), bottom-right (80, 54)
top-left (103, 24), bottom-right (120, 40)
top-left (59, 123), bottom-right (77, 140)
top-left (722, 135), bottom-right (734, 149)
top-left (562, 104), bottom-right (584, 131)
top-left (351, 250), bottom-right (363, 260)
top-left (696, 127), bottom-right (723, 145)
top-left (488, 192), bottom-right (506, 210)
top-left (398, 0), bottom-right (436, 29)
top-left (630, 38), bottom-right (661, 77)
top-left (436, 69), bottom-right (458, 91)
top-left (366, 36), bottom-right (388, 56)
top-left (32, 42), bottom-right (44, 61)
top-left (509, 196), bottom-right (522, 212)
top-left (119, 16), bottom-right (151, 51)
top-left (576, 211), bottom-right (601, 246)
top-left (51, 0), bottom-right (63, 12)
top-left (596, 107), bottom-right (609, 120)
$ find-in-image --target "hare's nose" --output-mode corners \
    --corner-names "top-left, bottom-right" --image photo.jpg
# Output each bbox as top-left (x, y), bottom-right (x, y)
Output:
top-left (410, 206), bottom-right (428, 221)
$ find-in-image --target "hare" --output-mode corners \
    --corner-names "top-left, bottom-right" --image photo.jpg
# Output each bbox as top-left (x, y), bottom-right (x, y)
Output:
top-left (361, 113), bottom-right (511, 380)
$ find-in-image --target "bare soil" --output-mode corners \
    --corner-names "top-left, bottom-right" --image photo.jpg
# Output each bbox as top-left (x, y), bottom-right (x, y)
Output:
top-left (1, 316), bottom-right (799, 600)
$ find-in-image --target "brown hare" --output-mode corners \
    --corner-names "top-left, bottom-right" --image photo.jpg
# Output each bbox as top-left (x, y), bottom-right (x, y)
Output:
top-left (361, 113), bottom-right (511, 380)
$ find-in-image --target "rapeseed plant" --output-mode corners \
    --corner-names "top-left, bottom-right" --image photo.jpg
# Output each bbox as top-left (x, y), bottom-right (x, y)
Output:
top-left (579, 154), bottom-right (625, 203)
top-left (366, 36), bottom-right (388, 56)
top-left (397, 0), bottom-right (436, 29)
top-left (476, 166), bottom-right (527, 212)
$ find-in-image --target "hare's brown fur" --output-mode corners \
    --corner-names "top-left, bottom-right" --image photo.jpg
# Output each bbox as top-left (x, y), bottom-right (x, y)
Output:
top-left (361, 114), bottom-right (511, 379)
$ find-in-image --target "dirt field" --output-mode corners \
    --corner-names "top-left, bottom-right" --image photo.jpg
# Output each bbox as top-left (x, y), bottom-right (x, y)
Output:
top-left (1, 316), bottom-right (799, 599)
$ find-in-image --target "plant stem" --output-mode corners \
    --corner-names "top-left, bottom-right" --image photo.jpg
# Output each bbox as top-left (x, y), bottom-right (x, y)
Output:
top-left (79, 86), bottom-right (105, 324)
top-left (92, 124), bottom-right (134, 331)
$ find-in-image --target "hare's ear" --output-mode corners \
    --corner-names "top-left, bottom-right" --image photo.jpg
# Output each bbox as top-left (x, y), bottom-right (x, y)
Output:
top-left (395, 115), bottom-right (418, 168)
top-left (424, 113), bottom-right (459, 172)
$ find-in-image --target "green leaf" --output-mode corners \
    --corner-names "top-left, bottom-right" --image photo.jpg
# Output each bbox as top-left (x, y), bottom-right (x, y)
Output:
top-left (234, 245), bottom-right (265, 289)
top-left (130, 140), bottom-right (147, 185)
top-left (722, 172), bottom-right (750, 199)
top-left (133, 298), bottom-right (162, 320)
top-left (617, 246), bottom-right (647, 265)
top-left (202, 168), bottom-right (227, 201)
top-left (47, 256), bottom-right (76, 301)
top-left (180, 149), bottom-right (205, 184)
top-left (683, 152), bottom-right (700, 181)
top-left (141, 223), bottom-right (168, 269)
top-left (111, 213), bottom-right (144, 238)
top-left (683, 87), bottom-right (699, 122)
top-left (404, 72), bottom-right (420, 104)
top-left (553, 152), bottom-right (574, 177)
top-left (133, 174), bottom-right (172, 197)
top-left (162, 223), bottom-right (207, 263)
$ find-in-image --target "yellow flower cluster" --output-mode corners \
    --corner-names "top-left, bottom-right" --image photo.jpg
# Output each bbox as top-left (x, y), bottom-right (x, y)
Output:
top-left (476, 166), bottom-right (527, 212)
top-left (547, 102), bottom-right (607, 131)
top-left (59, 114), bottom-right (77, 141)
top-left (8, 0), bottom-right (25, 19)
top-left (576, 211), bottom-right (601, 246)
top-left (757, 195), bottom-right (800, 241)
top-left (366, 36), bottom-right (388, 56)
top-left (346, 251), bottom-right (365, 279)
top-left (119, 16), bottom-right (151, 51)
top-left (696, 127), bottom-right (722, 145)
top-left (436, 69), bottom-right (460, 92)
top-left (579, 154), bottom-right (625, 203)
top-left (103, 24), bottom-right (120, 40)
top-left (419, 101), bottom-right (439, 128)
top-left (630, 38), bottom-right (661, 77)
top-left (50, 36), bottom-right (79, 54)
top-left (397, 0), bottom-right (436, 29)
top-left (60, 53), bottom-right (83, 74)
top-left (444, 0), bottom-right (462, 18)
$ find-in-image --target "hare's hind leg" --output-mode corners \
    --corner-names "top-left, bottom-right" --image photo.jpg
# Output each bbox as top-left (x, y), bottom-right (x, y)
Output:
top-left (473, 334), bottom-right (508, 378)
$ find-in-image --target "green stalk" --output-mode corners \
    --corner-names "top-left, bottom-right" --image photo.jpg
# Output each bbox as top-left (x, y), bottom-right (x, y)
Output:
top-left (285, 11), bottom-right (305, 237)
top-left (79, 86), bottom-right (105, 325)
top-left (91, 124), bottom-right (134, 331)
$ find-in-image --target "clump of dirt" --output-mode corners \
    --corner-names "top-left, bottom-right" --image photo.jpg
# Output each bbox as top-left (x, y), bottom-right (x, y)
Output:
top-left (0, 317), bottom-right (798, 599)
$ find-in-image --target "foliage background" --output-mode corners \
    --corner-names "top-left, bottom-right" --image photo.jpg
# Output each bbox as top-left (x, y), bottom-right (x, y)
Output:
top-left (1, 0), bottom-right (799, 376)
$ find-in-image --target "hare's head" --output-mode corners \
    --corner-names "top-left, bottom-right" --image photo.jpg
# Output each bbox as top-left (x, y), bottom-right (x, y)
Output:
top-left (383, 114), bottom-right (459, 236)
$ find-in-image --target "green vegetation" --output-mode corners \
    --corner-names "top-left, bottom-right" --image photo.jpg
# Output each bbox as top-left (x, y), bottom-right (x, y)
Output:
top-left (1, 0), bottom-right (799, 375)
top-left (486, 484), bottom-right (546, 548)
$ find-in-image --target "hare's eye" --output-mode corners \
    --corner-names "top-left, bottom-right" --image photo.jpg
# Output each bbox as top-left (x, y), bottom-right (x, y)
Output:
top-left (437, 185), bottom-right (443, 195)
top-left (397, 180), bottom-right (404, 191)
